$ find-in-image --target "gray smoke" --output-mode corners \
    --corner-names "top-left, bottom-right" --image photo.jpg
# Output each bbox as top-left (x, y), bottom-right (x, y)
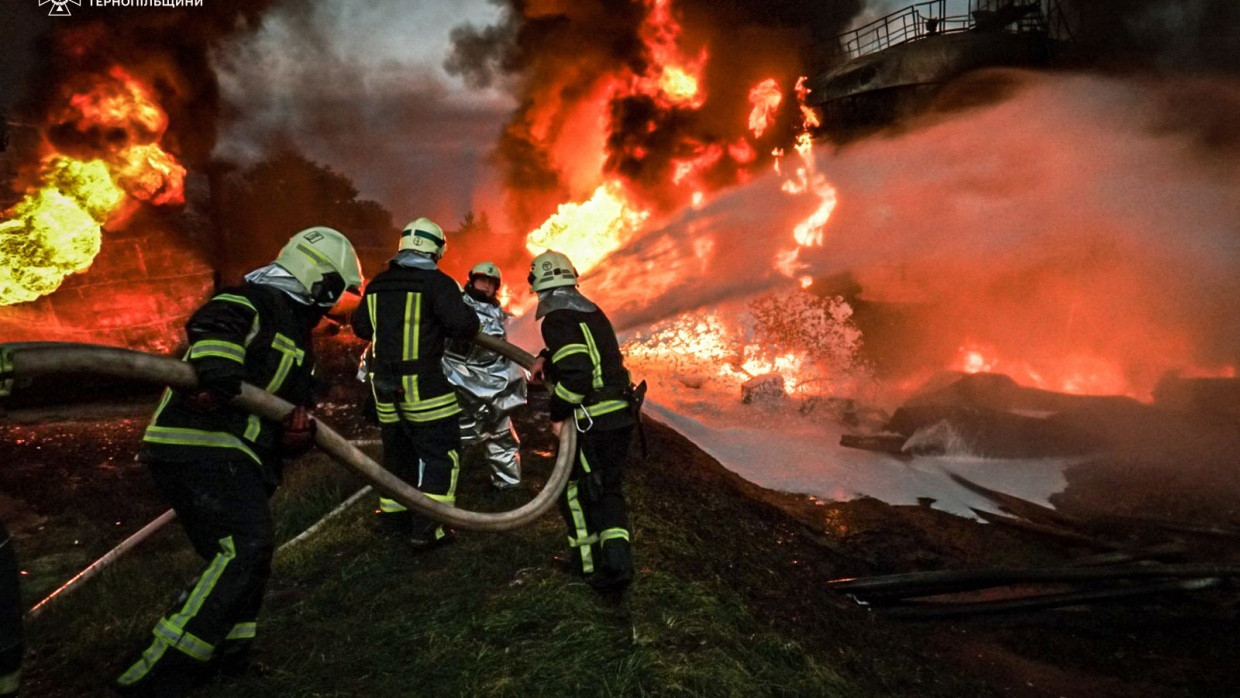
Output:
top-left (212, 0), bottom-right (514, 257)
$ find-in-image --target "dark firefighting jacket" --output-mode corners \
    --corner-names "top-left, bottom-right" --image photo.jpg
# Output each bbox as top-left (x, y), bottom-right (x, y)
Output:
top-left (541, 305), bottom-right (636, 431)
top-left (352, 260), bottom-right (480, 425)
top-left (140, 284), bottom-right (320, 482)
top-left (1, 520), bottom-right (20, 698)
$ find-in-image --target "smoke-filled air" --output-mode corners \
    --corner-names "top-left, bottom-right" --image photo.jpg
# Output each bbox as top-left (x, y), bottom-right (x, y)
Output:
top-left (1, 0), bottom-right (1238, 506)
top-left (600, 70), bottom-right (1240, 402)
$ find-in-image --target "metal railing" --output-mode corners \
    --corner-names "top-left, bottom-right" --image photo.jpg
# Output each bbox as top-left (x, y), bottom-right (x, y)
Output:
top-left (838, 1), bottom-right (1068, 61)
top-left (840, 1), bottom-right (970, 60)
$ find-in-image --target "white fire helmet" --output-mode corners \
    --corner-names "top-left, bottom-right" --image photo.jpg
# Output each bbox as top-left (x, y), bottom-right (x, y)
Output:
top-left (274, 226), bottom-right (364, 307)
top-left (469, 261), bottom-right (502, 285)
top-left (528, 250), bottom-right (578, 292)
top-left (398, 217), bottom-right (446, 259)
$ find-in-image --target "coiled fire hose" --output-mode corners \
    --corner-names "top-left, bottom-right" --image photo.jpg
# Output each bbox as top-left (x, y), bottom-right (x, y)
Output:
top-left (0, 335), bottom-right (574, 533)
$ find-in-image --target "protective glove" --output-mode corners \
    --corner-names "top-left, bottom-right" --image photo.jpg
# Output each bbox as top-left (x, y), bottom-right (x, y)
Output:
top-left (184, 388), bottom-right (230, 413)
top-left (529, 355), bottom-right (547, 385)
top-left (281, 406), bottom-right (317, 457)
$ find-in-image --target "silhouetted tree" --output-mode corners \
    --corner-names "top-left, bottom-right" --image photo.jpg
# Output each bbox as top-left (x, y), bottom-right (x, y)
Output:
top-left (214, 150), bottom-right (396, 284)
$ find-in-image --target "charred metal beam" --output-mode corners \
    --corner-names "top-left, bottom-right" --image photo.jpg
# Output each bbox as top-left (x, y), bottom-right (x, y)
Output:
top-left (971, 508), bottom-right (1125, 551)
top-left (829, 562), bottom-right (1240, 601)
top-left (879, 577), bottom-right (1223, 619)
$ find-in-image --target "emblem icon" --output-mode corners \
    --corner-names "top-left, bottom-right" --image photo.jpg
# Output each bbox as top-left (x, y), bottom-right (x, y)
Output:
top-left (40, 0), bottom-right (81, 17)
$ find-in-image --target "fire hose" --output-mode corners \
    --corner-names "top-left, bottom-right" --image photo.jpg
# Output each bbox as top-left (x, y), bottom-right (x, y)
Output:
top-left (0, 335), bottom-right (575, 532)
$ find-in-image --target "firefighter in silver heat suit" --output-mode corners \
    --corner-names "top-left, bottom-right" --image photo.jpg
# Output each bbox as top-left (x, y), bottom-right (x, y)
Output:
top-left (442, 262), bottom-right (526, 489)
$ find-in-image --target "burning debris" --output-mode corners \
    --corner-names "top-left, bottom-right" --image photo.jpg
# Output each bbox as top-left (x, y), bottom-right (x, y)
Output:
top-left (622, 288), bottom-right (869, 406)
top-left (741, 374), bottom-right (787, 405)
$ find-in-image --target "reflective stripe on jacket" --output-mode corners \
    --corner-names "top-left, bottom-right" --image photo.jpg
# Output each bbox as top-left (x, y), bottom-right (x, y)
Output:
top-left (540, 306), bottom-right (635, 430)
top-left (352, 262), bottom-right (480, 424)
top-left (140, 284), bottom-right (319, 477)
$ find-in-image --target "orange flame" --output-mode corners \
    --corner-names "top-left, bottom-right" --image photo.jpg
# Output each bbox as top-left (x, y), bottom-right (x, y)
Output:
top-left (524, 0), bottom-right (707, 275)
top-left (728, 138), bottom-right (756, 165)
top-left (496, 283), bottom-right (526, 319)
top-left (671, 142), bottom-right (723, 188)
top-left (765, 75), bottom-right (836, 268)
top-left (747, 78), bottom-right (782, 138)
top-left (1, 66), bottom-right (186, 306)
top-left (524, 182), bottom-right (650, 276)
top-left (953, 342), bottom-right (1133, 397)
top-left (623, 291), bottom-right (868, 397)
top-left (636, 0), bottom-right (707, 109)
top-left (624, 311), bottom-right (811, 392)
top-left (59, 67), bottom-right (187, 206)
top-left (68, 66), bottom-right (168, 137)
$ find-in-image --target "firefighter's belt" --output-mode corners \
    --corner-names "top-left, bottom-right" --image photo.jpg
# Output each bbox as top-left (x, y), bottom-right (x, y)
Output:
top-left (587, 384), bottom-right (633, 404)
top-left (378, 358), bottom-right (440, 374)
top-left (587, 381), bottom-right (647, 412)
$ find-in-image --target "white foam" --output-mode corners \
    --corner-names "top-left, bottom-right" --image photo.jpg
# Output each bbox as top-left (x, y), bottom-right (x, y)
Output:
top-left (643, 399), bottom-right (1072, 520)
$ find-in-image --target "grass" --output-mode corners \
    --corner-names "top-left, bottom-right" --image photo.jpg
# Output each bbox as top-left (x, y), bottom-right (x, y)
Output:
top-left (8, 335), bottom-right (1240, 696)
top-left (13, 392), bottom-right (1001, 697)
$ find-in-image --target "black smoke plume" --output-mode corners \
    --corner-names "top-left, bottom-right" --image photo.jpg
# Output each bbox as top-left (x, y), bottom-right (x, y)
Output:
top-left (446, 0), bottom-right (864, 232)
top-left (9, 1), bottom-right (286, 172)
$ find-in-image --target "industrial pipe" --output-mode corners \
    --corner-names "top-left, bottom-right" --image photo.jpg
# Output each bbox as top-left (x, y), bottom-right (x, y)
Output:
top-left (0, 336), bottom-right (574, 532)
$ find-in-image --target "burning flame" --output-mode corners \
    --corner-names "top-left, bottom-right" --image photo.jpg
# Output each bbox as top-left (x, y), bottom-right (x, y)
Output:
top-left (747, 78), bottom-right (782, 138)
top-left (523, 0), bottom-right (713, 278)
top-left (774, 77), bottom-right (835, 251)
top-left (56, 66), bottom-right (187, 207)
top-left (0, 158), bottom-right (123, 305)
top-left (518, 8), bottom-right (853, 404)
top-left (624, 290), bottom-right (868, 398)
top-left (0, 66), bottom-right (186, 306)
top-left (637, 0), bottom-right (707, 109)
top-left (496, 284), bottom-right (519, 317)
top-left (669, 141), bottom-right (724, 198)
top-left (524, 182), bottom-right (650, 276)
top-left (625, 311), bottom-right (811, 392)
top-left (954, 342), bottom-right (1133, 397)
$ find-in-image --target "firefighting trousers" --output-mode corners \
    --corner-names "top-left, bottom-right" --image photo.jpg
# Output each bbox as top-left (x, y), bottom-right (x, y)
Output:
top-left (378, 414), bottom-right (461, 536)
top-left (0, 521), bottom-right (21, 698)
top-left (116, 460), bottom-right (274, 689)
top-left (557, 425), bottom-right (635, 576)
top-left (461, 410), bottom-right (521, 488)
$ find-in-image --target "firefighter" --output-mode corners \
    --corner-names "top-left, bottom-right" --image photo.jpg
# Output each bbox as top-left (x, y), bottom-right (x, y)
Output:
top-left (527, 250), bottom-right (639, 592)
top-left (1, 520), bottom-right (20, 698)
top-left (442, 262), bottom-right (526, 489)
top-left (115, 227), bottom-right (363, 697)
top-left (352, 218), bottom-right (480, 548)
